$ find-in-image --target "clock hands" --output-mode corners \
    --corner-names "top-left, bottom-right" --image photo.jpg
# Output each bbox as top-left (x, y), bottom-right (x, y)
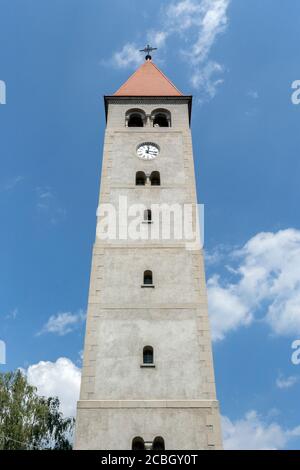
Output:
top-left (146, 146), bottom-right (157, 156)
top-left (137, 143), bottom-right (159, 159)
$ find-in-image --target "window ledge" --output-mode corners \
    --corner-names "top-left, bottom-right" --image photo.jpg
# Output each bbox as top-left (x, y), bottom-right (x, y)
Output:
top-left (142, 221), bottom-right (153, 224)
top-left (140, 364), bottom-right (156, 368)
top-left (141, 284), bottom-right (155, 288)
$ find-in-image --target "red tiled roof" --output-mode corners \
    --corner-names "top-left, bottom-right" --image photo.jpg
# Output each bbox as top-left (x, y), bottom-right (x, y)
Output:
top-left (114, 60), bottom-right (183, 96)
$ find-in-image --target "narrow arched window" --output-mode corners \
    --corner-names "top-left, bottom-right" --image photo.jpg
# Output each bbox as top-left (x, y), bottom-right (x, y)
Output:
top-left (151, 109), bottom-right (171, 127)
top-left (126, 109), bottom-right (146, 127)
top-left (144, 209), bottom-right (152, 223)
top-left (128, 114), bottom-right (144, 127)
top-left (143, 270), bottom-right (153, 285)
top-left (132, 436), bottom-right (145, 450)
top-left (153, 436), bottom-right (165, 450)
top-left (143, 346), bottom-right (154, 364)
top-left (153, 114), bottom-right (168, 127)
top-left (136, 171), bottom-right (146, 186)
top-left (150, 171), bottom-right (160, 186)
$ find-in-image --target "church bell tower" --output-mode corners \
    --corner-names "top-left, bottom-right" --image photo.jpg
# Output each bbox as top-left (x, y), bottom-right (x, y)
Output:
top-left (75, 50), bottom-right (222, 450)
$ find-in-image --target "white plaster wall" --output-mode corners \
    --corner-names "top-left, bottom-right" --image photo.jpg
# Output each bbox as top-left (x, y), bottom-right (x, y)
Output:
top-left (106, 131), bottom-right (187, 186)
top-left (106, 101), bottom-right (190, 129)
top-left (92, 248), bottom-right (204, 304)
top-left (91, 309), bottom-right (212, 400)
top-left (75, 405), bottom-right (222, 450)
top-left (75, 97), bottom-right (222, 450)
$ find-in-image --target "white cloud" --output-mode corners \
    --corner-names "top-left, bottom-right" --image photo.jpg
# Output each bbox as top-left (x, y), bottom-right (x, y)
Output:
top-left (208, 275), bottom-right (252, 341)
top-left (1, 175), bottom-right (24, 192)
top-left (167, 0), bottom-right (230, 64)
top-left (276, 374), bottom-right (299, 390)
top-left (36, 186), bottom-right (54, 210)
top-left (36, 186), bottom-right (66, 224)
top-left (222, 411), bottom-right (300, 450)
top-left (190, 60), bottom-right (224, 102)
top-left (208, 229), bottom-right (300, 341)
top-left (25, 357), bottom-right (81, 417)
top-left (147, 30), bottom-right (168, 49)
top-left (5, 307), bottom-right (18, 320)
top-left (267, 290), bottom-right (300, 336)
top-left (108, 0), bottom-right (231, 100)
top-left (110, 43), bottom-right (143, 69)
top-left (166, 0), bottom-right (231, 95)
top-left (247, 90), bottom-right (259, 99)
top-left (245, 108), bottom-right (258, 118)
top-left (205, 244), bottom-right (232, 266)
top-left (78, 350), bottom-right (84, 363)
top-left (38, 310), bottom-right (85, 336)
top-left (165, 0), bottom-right (203, 32)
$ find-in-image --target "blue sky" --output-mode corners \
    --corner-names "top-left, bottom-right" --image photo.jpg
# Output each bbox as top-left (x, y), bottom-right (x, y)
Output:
top-left (1, 0), bottom-right (300, 449)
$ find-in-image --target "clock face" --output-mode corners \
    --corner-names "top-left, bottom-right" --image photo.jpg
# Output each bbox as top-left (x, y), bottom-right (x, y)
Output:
top-left (137, 142), bottom-right (159, 160)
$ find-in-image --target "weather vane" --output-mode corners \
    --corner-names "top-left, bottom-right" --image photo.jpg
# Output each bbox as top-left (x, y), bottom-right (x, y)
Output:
top-left (139, 44), bottom-right (157, 61)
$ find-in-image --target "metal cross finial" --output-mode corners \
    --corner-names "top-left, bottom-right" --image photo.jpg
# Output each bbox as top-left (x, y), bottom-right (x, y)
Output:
top-left (139, 44), bottom-right (157, 61)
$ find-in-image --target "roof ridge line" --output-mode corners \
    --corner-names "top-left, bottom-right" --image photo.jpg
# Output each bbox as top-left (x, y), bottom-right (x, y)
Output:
top-left (150, 61), bottom-right (183, 95)
top-left (113, 60), bottom-right (183, 97)
top-left (113, 63), bottom-right (144, 96)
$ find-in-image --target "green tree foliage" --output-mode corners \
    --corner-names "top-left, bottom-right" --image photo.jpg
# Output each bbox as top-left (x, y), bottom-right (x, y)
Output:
top-left (0, 370), bottom-right (74, 450)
